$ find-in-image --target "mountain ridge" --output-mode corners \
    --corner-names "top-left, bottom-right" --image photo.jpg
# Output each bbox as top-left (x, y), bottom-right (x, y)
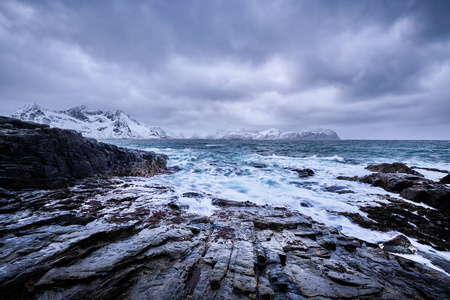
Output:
top-left (11, 104), bottom-right (167, 139)
top-left (11, 104), bottom-right (341, 140)
top-left (207, 127), bottom-right (340, 140)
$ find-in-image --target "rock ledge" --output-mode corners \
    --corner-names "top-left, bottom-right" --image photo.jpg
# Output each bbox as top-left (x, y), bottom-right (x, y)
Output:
top-left (0, 116), bottom-right (168, 190)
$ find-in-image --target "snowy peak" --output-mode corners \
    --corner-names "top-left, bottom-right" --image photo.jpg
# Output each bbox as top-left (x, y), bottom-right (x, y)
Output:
top-left (11, 104), bottom-right (167, 140)
top-left (211, 128), bottom-right (340, 140)
top-left (213, 128), bottom-right (259, 140)
top-left (12, 103), bottom-right (49, 123)
top-left (255, 128), bottom-right (284, 139)
top-left (64, 106), bottom-right (93, 122)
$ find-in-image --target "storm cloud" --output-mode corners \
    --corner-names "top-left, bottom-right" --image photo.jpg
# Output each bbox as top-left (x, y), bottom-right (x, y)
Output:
top-left (0, 0), bottom-right (449, 139)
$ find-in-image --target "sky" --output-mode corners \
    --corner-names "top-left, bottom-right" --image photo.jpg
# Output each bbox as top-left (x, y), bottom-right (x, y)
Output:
top-left (0, 0), bottom-right (449, 139)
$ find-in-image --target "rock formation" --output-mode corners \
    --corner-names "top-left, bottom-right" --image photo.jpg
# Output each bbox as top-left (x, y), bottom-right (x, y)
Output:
top-left (287, 168), bottom-right (315, 178)
top-left (365, 162), bottom-right (423, 176)
top-left (0, 117), bottom-right (168, 190)
top-left (440, 174), bottom-right (450, 184)
top-left (345, 162), bottom-right (450, 211)
top-left (0, 179), bottom-right (449, 299)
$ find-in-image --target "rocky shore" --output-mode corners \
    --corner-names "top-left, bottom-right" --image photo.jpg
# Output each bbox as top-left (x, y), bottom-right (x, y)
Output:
top-left (0, 117), bottom-right (168, 190)
top-left (1, 178), bottom-right (449, 299)
top-left (337, 162), bottom-right (450, 252)
top-left (1, 119), bottom-right (450, 299)
top-left (338, 162), bottom-right (450, 211)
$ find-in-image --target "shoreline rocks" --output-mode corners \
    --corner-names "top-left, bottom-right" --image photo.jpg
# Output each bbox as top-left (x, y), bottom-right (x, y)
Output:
top-left (440, 174), bottom-right (450, 184)
top-left (336, 162), bottom-right (450, 252)
top-left (0, 180), bottom-right (449, 299)
top-left (365, 162), bottom-right (423, 176)
top-left (286, 168), bottom-right (315, 178)
top-left (341, 162), bottom-right (450, 211)
top-left (341, 194), bottom-right (450, 251)
top-left (0, 117), bottom-right (168, 190)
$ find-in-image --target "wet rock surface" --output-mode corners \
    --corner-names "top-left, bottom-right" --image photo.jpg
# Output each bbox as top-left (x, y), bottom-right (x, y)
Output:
top-left (440, 174), bottom-right (450, 184)
top-left (365, 162), bottom-right (423, 176)
top-left (287, 168), bottom-right (315, 178)
top-left (0, 117), bottom-right (168, 190)
top-left (0, 179), bottom-right (449, 299)
top-left (336, 162), bottom-right (450, 253)
top-left (379, 235), bottom-right (417, 254)
top-left (324, 186), bottom-right (355, 194)
top-left (339, 194), bottom-right (450, 251)
top-left (340, 162), bottom-right (450, 211)
top-left (253, 163), bottom-right (268, 169)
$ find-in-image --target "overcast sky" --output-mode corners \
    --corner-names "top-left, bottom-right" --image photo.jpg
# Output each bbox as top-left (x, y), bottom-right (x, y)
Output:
top-left (0, 0), bottom-right (449, 139)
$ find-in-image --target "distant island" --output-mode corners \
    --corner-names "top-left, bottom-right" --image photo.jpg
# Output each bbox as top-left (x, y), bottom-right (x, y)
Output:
top-left (11, 104), bottom-right (340, 140)
top-left (208, 128), bottom-right (340, 141)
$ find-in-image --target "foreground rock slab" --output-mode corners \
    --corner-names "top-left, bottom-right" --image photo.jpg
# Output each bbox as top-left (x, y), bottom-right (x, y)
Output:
top-left (0, 179), bottom-right (449, 299)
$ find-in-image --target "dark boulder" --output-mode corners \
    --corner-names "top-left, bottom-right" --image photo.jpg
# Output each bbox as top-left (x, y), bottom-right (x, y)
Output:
top-left (359, 173), bottom-right (419, 193)
top-left (0, 116), bottom-right (168, 190)
top-left (288, 168), bottom-right (315, 178)
top-left (366, 162), bottom-right (423, 176)
top-left (440, 174), bottom-right (450, 184)
top-left (253, 163), bottom-right (268, 169)
top-left (336, 175), bottom-right (358, 181)
top-left (379, 235), bottom-right (417, 254)
top-left (400, 184), bottom-right (450, 211)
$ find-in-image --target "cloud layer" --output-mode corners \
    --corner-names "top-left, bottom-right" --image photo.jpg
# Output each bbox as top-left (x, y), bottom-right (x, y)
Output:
top-left (0, 0), bottom-right (449, 139)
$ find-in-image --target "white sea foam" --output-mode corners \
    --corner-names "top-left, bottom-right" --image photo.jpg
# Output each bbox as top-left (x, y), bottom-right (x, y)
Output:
top-left (393, 253), bottom-right (450, 277)
top-left (416, 169), bottom-right (448, 181)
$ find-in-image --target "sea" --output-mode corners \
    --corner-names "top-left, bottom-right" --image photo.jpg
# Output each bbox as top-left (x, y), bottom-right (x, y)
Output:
top-left (106, 139), bottom-right (450, 273)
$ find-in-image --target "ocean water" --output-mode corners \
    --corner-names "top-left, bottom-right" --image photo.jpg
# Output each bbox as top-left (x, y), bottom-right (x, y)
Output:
top-left (107, 139), bottom-right (450, 272)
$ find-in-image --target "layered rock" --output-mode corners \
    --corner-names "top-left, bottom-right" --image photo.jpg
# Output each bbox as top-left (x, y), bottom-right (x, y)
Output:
top-left (346, 163), bottom-right (450, 211)
top-left (0, 179), bottom-right (449, 299)
top-left (339, 194), bottom-right (450, 251)
top-left (0, 117), bottom-right (167, 190)
top-left (336, 163), bottom-right (450, 252)
top-left (365, 162), bottom-right (423, 176)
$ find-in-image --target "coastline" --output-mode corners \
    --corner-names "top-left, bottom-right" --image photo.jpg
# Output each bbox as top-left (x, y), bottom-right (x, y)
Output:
top-left (1, 117), bottom-right (450, 299)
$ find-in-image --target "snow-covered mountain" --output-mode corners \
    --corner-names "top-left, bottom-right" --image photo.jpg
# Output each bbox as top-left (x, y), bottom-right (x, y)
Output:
top-left (209, 128), bottom-right (340, 140)
top-left (212, 128), bottom-right (259, 140)
top-left (11, 104), bottom-right (167, 139)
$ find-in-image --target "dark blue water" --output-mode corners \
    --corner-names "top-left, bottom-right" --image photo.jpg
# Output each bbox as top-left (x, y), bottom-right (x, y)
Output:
top-left (109, 139), bottom-right (450, 167)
